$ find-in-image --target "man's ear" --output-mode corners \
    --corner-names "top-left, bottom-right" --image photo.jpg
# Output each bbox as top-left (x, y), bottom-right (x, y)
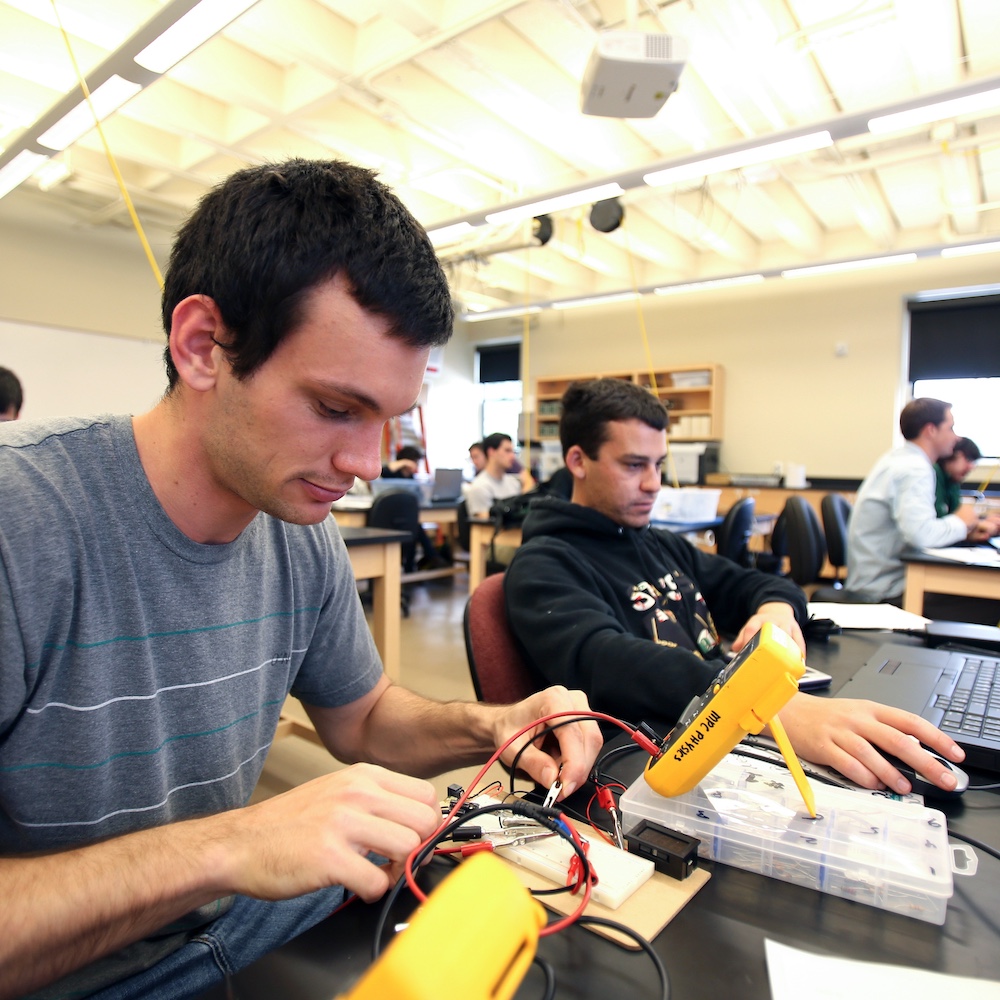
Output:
top-left (564, 444), bottom-right (587, 479)
top-left (169, 295), bottom-right (227, 391)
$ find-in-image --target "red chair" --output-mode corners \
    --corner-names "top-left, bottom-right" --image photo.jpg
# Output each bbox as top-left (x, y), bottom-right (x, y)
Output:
top-left (463, 573), bottom-right (539, 704)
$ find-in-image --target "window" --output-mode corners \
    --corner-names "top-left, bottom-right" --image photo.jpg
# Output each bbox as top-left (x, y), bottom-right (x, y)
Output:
top-left (908, 293), bottom-right (1000, 461)
top-left (476, 343), bottom-right (522, 441)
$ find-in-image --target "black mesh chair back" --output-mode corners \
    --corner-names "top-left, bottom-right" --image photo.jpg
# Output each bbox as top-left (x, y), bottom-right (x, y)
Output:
top-left (366, 488), bottom-right (420, 574)
top-left (782, 496), bottom-right (827, 587)
top-left (456, 498), bottom-right (471, 552)
top-left (821, 494), bottom-right (852, 579)
top-left (716, 496), bottom-right (756, 566)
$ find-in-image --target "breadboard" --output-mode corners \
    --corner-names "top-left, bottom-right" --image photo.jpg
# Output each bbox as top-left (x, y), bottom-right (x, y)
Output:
top-left (470, 797), bottom-right (652, 909)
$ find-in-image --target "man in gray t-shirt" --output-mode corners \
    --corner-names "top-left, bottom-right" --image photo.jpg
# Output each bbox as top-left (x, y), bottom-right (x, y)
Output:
top-left (0, 160), bottom-right (601, 1000)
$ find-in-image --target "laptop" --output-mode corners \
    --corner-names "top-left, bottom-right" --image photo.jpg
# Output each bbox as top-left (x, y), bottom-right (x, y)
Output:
top-left (428, 468), bottom-right (464, 502)
top-left (837, 642), bottom-right (1000, 772)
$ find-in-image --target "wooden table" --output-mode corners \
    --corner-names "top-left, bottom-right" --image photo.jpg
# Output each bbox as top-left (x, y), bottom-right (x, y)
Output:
top-left (330, 497), bottom-right (460, 530)
top-left (902, 549), bottom-right (1000, 615)
top-left (340, 526), bottom-right (408, 680)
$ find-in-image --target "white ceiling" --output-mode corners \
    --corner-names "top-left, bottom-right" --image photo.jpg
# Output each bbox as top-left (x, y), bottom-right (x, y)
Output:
top-left (2, 0), bottom-right (999, 316)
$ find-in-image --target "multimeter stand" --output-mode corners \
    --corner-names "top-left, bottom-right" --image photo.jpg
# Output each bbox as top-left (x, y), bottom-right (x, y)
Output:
top-left (643, 622), bottom-right (816, 816)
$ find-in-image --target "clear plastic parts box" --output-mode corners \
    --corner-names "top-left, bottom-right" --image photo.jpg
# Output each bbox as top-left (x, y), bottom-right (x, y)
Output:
top-left (620, 754), bottom-right (953, 924)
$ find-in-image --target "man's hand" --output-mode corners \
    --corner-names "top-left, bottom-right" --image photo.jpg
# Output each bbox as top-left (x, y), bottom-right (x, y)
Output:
top-left (491, 686), bottom-right (602, 799)
top-left (730, 601), bottom-right (806, 656)
top-left (385, 458), bottom-right (418, 477)
top-left (224, 764), bottom-right (439, 903)
top-left (968, 515), bottom-right (1000, 540)
top-left (775, 692), bottom-right (966, 793)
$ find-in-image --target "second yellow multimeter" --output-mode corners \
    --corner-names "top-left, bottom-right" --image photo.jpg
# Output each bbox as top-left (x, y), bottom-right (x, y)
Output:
top-left (644, 623), bottom-right (812, 810)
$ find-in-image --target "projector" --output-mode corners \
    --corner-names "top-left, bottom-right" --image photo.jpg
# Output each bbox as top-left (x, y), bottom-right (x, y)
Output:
top-left (580, 31), bottom-right (688, 119)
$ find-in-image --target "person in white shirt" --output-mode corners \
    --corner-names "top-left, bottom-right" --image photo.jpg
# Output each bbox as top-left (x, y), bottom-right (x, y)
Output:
top-left (464, 432), bottom-right (531, 516)
top-left (846, 397), bottom-right (995, 602)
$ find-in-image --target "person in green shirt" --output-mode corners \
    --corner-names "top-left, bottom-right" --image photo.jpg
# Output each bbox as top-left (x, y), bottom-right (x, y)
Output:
top-left (934, 437), bottom-right (982, 516)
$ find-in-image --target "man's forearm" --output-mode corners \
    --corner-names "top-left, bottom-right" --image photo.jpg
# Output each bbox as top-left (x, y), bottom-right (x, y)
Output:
top-left (0, 812), bottom-right (240, 999)
top-left (331, 685), bottom-right (500, 777)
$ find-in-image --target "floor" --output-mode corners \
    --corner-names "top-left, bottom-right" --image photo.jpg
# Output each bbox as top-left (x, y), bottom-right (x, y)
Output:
top-left (252, 573), bottom-right (509, 803)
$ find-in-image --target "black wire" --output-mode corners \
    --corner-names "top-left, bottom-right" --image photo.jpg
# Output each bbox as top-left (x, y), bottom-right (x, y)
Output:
top-left (948, 828), bottom-right (1000, 863)
top-left (532, 955), bottom-right (557, 1000)
top-left (573, 915), bottom-right (670, 1000)
top-left (507, 716), bottom-right (605, 797)
top-left (371, 800), bottom-right (594, 960)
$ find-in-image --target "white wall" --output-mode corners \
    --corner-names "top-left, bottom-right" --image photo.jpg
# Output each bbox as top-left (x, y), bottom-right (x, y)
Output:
top-left (0, 319), bottom-right (166, 420)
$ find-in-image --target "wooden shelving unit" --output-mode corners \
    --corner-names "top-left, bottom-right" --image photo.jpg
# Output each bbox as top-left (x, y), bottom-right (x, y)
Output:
top-left (534, 365), bottom-right (723, 442)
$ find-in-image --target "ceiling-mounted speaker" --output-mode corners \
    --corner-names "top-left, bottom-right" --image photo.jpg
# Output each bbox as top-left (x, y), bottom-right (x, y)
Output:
top-left (590, 198), bottom-right (624, 233)
top-left (580, 31), bottom-right (688, 119)
top-left (533, 214), bottom-right (553, 245)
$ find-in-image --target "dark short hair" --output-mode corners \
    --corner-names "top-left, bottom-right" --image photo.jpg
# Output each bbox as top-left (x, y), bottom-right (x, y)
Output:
top-left (482, 432), bottom-right (512, 456)
top-left (0, 366), bottom-right (23, 415)
top-left (469, 441), bottom-right (484, 453)
top-left (899, 397), bottom-right (951, 441)
top-left (560, 378), bottom-right (667, 458)
top-left (949, 437), bottom-right (982, 463)
top-left (395, 445), bottom-right (423, 462)
top-left (161, 158), bottom-right (453, 388)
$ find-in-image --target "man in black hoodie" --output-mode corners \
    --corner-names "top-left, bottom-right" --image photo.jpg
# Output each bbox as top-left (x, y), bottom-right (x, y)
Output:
top-left (506, 378), bottom-right (966, 796)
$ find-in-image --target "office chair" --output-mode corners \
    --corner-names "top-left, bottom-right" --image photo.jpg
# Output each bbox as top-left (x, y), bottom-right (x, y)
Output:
top-left (463, 573), bottom-right (540, 705)
top-left (715, 496), bottom-right (756, 567)
top-left (782, 496), bottom-right (869, 602)
top-left (366, 488), bottom-right (421, 616)
top-left (820, 493), bottom-right (852, 584)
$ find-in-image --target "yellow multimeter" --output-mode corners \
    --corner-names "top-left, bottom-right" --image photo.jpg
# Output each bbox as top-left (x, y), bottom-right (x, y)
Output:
top-left (644, 623), bottom-right (814, 814)
top-left (340, 852), bottom-right (545, 1000)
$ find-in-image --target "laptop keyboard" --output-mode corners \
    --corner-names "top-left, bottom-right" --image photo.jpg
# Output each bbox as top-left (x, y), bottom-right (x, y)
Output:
top-left (937, 656), bottom-right (1000, 742)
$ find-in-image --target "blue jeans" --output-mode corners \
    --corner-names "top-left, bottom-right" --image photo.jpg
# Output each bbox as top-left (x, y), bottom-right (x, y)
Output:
top-left (87, 886), bottom-right (347, 1000)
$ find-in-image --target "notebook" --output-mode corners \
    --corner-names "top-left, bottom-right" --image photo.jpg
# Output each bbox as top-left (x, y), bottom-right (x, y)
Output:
top-left (837, 642), bottom-right (1000, 772)
top-left (428, 468), bottom-right (464, 502)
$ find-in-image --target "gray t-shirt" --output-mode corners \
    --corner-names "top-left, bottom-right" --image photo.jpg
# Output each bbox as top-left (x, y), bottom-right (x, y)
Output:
top-left (0, 415), bottom-right (382, 992)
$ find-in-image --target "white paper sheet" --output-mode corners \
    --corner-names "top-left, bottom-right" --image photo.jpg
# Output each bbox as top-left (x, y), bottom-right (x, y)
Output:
top-left (766, 939), bottom-right (1000, 1000)
top-left (806, 602), bottom-right (931, 630)
top-left (923, 546), bottom-right (1000, 566)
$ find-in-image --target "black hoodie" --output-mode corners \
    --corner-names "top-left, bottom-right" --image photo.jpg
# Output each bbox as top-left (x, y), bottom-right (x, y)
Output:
top-left (504, 497), bottom-right (807, 732)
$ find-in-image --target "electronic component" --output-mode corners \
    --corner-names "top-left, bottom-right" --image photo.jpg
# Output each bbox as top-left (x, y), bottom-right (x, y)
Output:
top-left (644, 623), bottom-right (806, 802)
top-left (626, 819), bottom-right (699, 881)
top-left (340, 853), bottom-right (544, 1000)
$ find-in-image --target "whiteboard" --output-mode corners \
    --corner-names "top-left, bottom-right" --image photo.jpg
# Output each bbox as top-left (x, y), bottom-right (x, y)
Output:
top-left (0, 319), bottom-right (166, 420)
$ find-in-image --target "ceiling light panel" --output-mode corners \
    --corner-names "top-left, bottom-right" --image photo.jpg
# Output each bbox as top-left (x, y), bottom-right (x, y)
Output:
top-left (37, 75), bottom-right (143, 151)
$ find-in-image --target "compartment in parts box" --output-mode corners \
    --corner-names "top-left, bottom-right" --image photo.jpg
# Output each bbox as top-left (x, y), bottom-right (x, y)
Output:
top-left (620, 754), bottom-right (953, 924)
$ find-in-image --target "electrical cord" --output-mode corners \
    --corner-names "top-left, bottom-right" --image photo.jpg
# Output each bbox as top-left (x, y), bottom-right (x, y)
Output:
top-left (573, 916), bottom-right (670, 1000)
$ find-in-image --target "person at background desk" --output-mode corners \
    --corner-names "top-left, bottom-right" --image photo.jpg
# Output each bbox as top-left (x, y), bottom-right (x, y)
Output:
top-left (0, 158), bottom-right (600, 1000)
top-left (468, 439), bottom-right (486, 477)
top-left (464, 431), bottom-right (533, 517)
top-left (382, 443), bottom-right (423, 479)
top-left (846, 398), bottom-right (999, 605)
top-left (505, 378), bottom-right (966, 800)
top-left (0, 365), bottom-right (23, 420)
top-left (935, 437), bottom-right (997, 521)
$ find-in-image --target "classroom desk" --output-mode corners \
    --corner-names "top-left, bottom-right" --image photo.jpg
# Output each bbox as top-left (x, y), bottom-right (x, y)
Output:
top-left (902, 549), bottom-right (1000, 615)
top-left (330, 497), bottom-right (460, 530)
top-left (199, 630), bottom-right (1000, 999)
top-left (340, 526), bottom-right (407, 681)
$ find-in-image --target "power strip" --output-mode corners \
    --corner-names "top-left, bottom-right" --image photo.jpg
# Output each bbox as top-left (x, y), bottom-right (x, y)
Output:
top-left (470, 797), bottom-right (653, 910)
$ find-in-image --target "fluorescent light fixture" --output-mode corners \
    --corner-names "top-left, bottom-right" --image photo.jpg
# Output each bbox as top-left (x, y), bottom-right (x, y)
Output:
top-left (134, 0), bottom-right (260, 73)
top-left (36, 75), bottom-right (142, 151)
top-left (0, 150), bottom-right (49, 198)
top-left (34, 158), bottom-right (72, 191)
top-left (940, 241), bottom-right (1000, 258)
top-left (643, 131), bottom-right (833, 187)
top-left (426, 221), bottom-right (478, 245)
top-left (551, 291), bottom-right (639, 310)
top-left (654, 274), bottom-right (765, 295)
top-left (462, 305), bottom-right (542, 322)
top-left (868, 87), bottom-right (1000, 134)
top-left (485, 183), bottom-right (624, 226)
top-left (781, 253), bottom-right (917, 279)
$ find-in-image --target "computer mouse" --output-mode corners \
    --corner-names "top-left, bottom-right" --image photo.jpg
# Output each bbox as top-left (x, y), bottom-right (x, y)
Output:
top-left (879, 747), bottom-right (969, 799)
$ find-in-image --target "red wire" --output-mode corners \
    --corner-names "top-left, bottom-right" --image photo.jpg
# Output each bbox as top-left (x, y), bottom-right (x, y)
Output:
top-left (403, 708), bottom-right (646, 935)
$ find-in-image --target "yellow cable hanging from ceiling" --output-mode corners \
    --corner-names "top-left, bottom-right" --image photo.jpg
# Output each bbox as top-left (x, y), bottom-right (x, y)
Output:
top-left (620, 216), bottom-right (679, 488)
top-left (50, 0), bottom-right (164, 291)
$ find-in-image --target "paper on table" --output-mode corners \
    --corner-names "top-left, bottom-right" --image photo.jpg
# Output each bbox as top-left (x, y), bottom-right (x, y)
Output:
top-left (924, 546), bottom-right (1000, 566)
top-left (807, 602), bottom-right (931, 630)
top-left (766, 939), bottom-right (1000, 1000)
